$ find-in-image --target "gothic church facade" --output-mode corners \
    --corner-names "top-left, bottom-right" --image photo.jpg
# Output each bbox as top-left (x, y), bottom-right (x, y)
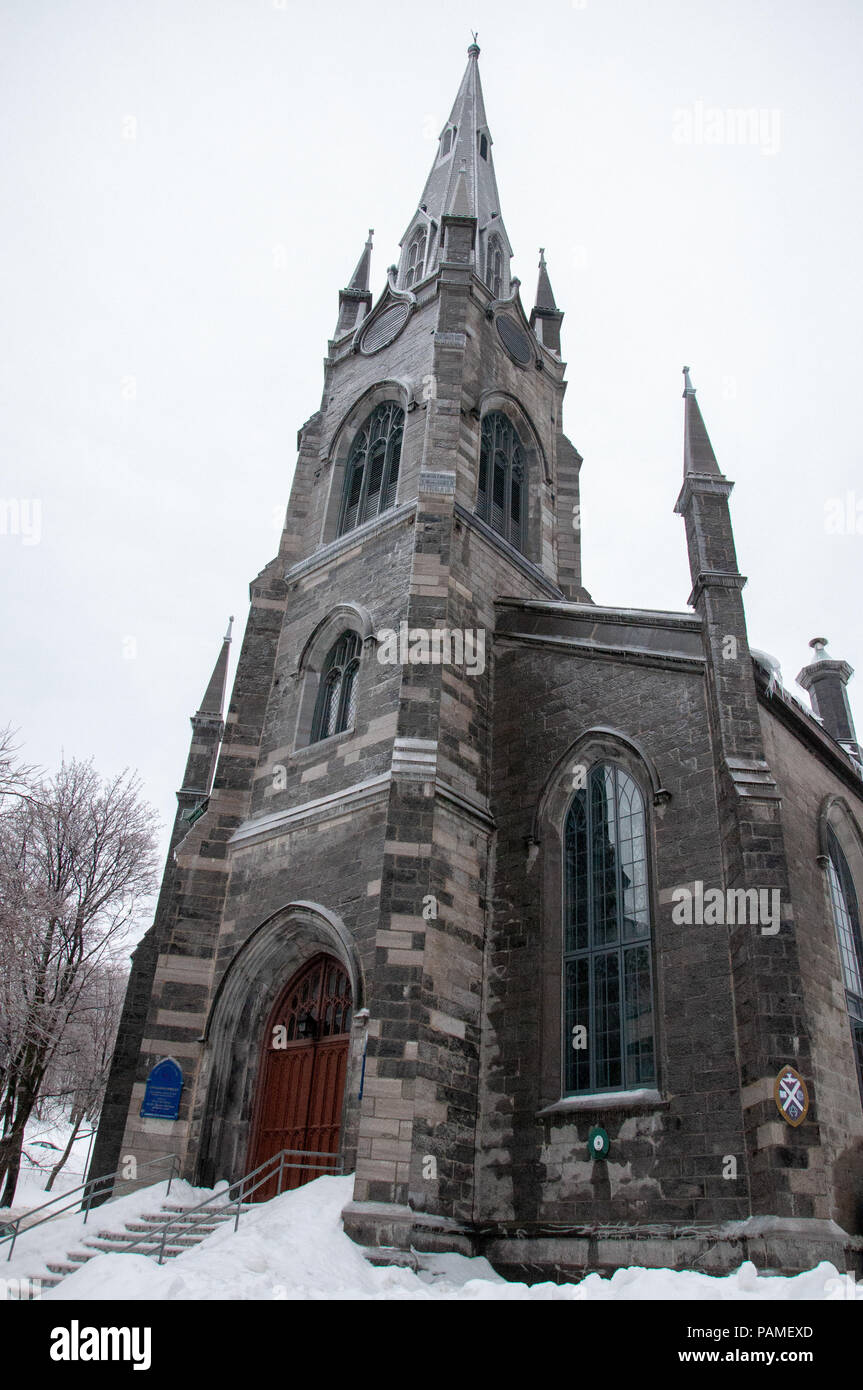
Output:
top-left (92, 44), bottom-right (863, 1278)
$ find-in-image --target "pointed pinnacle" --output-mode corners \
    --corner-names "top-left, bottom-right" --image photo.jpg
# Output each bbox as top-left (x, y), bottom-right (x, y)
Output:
top-left (198, 623), bottom-right (232, 718)
top-left (535, 247), bottom-right (557, 311)
top-left (348, 230), bottom-right (373, 292)
top-left (682, 368), bottom-right (721, 476)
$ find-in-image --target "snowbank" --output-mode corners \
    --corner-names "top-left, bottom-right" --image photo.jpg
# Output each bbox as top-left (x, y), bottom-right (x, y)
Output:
top-left (33, 1176), bottom-right (861, 1302)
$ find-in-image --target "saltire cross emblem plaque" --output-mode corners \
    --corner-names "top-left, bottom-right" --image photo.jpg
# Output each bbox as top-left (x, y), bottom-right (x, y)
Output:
top-left (774, 1065), bottom-right (809, 1127)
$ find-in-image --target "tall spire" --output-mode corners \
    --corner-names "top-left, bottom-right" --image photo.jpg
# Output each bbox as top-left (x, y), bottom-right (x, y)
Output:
top-left (335, 230), bottom-right (374, 336)
top-left (682, 366), bottom-right (722, 477)
top-left (530, 248), bottom-right (564, 353)
top-left (197, 617), bottom-right (233, 720)
top-left (397, 42), bottom-right (513, 294)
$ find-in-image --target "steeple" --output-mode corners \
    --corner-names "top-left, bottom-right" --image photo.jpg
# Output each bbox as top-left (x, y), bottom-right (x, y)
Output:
top-left (335, 230), bottom-right (374, 336)
top-left (682, 366), bottom-right (722, 477)
top-left (397, 42), bottom-right (513, 295)
top-left (530, 248), bottom-right (564, 354)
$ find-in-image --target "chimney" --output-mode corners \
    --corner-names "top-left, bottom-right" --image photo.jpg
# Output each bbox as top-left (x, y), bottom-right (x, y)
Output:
top-left (796, 637), bottom-right (860, 760)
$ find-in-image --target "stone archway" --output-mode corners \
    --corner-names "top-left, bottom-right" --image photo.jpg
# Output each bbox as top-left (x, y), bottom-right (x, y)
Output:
top-left (192, 901), bottom-right (362, 1189)
top-left (246, 953), bottom-right (352, 1198)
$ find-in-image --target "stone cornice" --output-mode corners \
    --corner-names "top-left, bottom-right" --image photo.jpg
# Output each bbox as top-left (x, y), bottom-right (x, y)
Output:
top-left (284, 501), bottom-right (416, 585)
top-left (674, 472), bottom-right (735, 514)
top-left (495, 598), bottom-right (705, 669)
top-left (228, 765), bottom-right (495, 850)
top-left (687, 570), bottom-right (748, 608)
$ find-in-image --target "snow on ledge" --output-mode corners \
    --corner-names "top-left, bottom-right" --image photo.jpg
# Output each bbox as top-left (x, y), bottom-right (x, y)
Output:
top-left (537, 1088), bottom-right (664, 1115)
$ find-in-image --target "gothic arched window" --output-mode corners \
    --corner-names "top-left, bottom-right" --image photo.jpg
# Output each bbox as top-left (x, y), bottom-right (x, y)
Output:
top-left (564, 763), bottom-right (655, 1094)
top-left (404, 228), bottom-right (427, 288)
top-left (310, 631), bottom-right (361, 743)
top-left (441, 126), bottom-right (455, 158)
top-left (479, 133), bottom-right (488, 160)
top-left (486, 235), bottom-right (503, 298)
top-left (338, 401), bottom-right (404, 536)
top-left (826, 825), bottom-right (863, 1103)
top-left (476, 411), bottom-right (526, 552)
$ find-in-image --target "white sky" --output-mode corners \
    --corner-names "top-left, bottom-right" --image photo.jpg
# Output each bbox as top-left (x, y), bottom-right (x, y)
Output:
top-left (2, 0), bottom-right (861, 895)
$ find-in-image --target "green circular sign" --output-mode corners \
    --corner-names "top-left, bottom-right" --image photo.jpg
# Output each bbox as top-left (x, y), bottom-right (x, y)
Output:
top-left (587, 1126), bottom-right (610, 1160)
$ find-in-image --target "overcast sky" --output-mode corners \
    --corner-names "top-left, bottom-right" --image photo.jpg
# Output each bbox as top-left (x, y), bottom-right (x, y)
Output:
top-left (2, 0), bottom-right (861, 903)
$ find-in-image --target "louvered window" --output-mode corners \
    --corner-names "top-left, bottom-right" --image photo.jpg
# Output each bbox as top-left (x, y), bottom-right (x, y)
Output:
top-left (476, 411), bottom-right (526, 553)
top-left (338, 402), bottom-right (404, 537)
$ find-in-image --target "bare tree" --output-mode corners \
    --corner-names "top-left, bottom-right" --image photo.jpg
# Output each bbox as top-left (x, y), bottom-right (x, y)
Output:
top-left (0, 724), bottom-right (40, 806)
top-left (0, 757), bottom-right (159, 1206)
top-left (39, 963), bottom-right (127, 1191)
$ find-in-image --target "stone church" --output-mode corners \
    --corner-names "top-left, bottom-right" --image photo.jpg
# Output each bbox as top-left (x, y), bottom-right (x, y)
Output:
top-left (92, 43), bottom-right (863, 1278)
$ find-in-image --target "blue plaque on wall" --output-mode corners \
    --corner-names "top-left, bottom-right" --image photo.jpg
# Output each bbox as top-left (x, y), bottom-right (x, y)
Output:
top-left (140, 1057), bottom-right (183, 1120)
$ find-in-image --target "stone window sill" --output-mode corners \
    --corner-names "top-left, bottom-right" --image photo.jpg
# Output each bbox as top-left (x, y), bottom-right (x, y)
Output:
top-left (537, 1088), bottom-right (666, 1118)
top-left (290, 728), bottom-right (354, 760)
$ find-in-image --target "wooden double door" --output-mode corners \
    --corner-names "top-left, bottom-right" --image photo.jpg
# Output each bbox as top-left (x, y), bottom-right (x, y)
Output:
top-left (247, 954), bottom-right (352, 1198)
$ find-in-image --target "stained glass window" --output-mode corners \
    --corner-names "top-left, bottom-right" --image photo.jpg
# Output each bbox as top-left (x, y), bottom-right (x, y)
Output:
top-left (564, 763), bottom-right (655, 1094)
top-left (338, 401), bottom-right (404, 537)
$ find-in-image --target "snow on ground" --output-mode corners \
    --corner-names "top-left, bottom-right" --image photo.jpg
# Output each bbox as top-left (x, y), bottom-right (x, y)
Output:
top-left (0, 1109), bottom-right (97, 1214)
top-left (1, 1179), bottom-right (208, 1284)
top-left (4, 1173), bottom-right (856, 1301)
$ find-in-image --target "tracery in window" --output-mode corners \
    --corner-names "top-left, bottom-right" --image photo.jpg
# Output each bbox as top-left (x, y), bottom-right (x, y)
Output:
top-left (404, 228), bottom-right (427, 288)
top-left (476, 411), bottom-right (526, 552)
top-left (564, 764), bottom-right (655, 1094)
top-left (310, 631), bottom-right (361, 744)
top-left (338, 401), bottom-right (404, 536)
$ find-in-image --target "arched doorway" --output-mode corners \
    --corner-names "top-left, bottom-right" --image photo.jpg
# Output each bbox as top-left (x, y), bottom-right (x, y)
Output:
top-left (247, 953), bottom-right (352, 1197)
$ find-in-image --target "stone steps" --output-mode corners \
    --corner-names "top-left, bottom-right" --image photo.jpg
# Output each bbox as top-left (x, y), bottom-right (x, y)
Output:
top-left (7, 1196), bottom-right (252, 1295)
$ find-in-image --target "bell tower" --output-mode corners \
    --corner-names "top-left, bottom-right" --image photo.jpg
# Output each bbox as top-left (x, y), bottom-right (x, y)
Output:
top-left (94, 40), bottom-right (587, 1250)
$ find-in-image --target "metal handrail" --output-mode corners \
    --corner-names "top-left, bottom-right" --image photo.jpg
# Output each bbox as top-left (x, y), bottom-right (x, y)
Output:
top-left (118, 1147), bottom-right (343, 1265)
top-left (2, 1152), bottom-right (179, 1261)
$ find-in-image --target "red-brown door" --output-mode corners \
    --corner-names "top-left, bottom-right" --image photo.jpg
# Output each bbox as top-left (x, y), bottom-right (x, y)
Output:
top-left (247, 954), bottom-right (352, 1199)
